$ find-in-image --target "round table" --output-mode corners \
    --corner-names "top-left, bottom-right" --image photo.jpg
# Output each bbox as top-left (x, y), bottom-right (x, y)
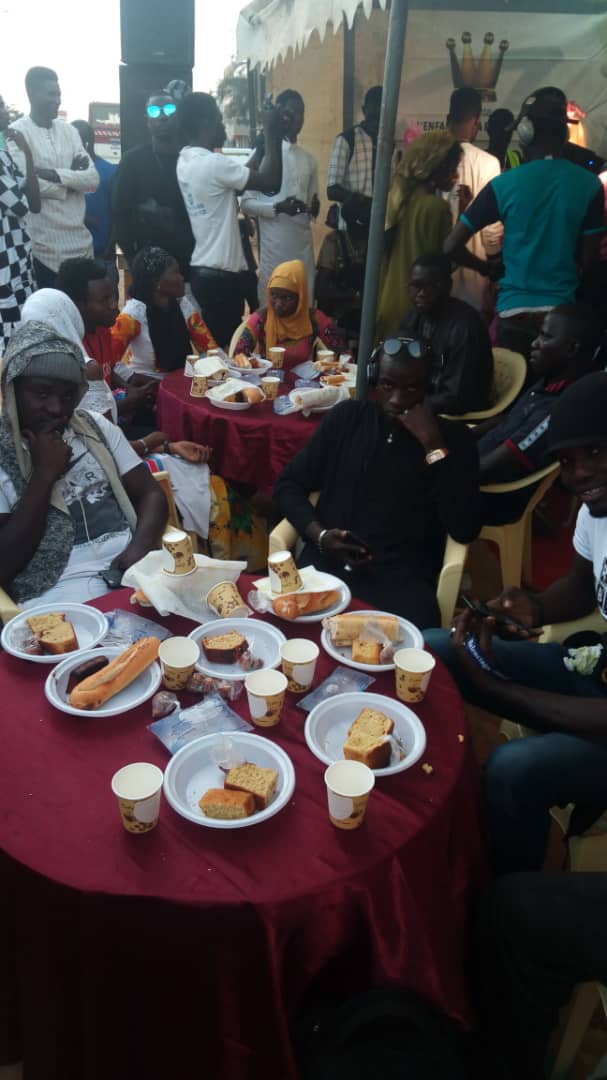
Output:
top-left (157, 371), bottom-right (322, 490)
top-left (0, 581), bottom-right (488, 1080)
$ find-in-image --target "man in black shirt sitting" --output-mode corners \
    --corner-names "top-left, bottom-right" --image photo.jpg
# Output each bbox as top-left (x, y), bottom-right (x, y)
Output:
top-left (273, 339), bottom-right (481, 627)
top-left (477, 303), bottom-right (602, 523)
top-left (400, 253), bottom-right (494, 416)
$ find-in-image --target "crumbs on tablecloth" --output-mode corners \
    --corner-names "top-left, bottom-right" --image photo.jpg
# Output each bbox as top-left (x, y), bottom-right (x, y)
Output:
top-left (422, 763), bottom-right (434, 775)
top-left (457, 734), bottom-right (464, 743)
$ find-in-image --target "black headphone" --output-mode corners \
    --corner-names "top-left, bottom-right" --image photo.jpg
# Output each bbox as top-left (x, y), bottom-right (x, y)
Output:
top-left (367, 337), bottom-right (428, 387)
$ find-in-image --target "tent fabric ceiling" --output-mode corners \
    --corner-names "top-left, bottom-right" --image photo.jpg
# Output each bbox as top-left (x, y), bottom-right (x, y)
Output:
top-left (237, 0), bottom-right (389, 68)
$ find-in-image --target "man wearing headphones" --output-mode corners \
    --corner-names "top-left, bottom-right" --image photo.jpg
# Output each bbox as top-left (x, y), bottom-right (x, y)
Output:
top-left (273, 339), bottom-right (481, 628)
top-left (444, 87), bottom-right (604, 359)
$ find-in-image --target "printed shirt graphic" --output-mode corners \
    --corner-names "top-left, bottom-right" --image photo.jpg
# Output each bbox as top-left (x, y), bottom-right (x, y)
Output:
top-left (573, 504), bottom-right (607, 620)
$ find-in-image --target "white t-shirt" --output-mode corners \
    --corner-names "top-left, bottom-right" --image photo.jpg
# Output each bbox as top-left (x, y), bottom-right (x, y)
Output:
top-left (573, 504), bottom-right (607, 620)
top-left (0, 412), bottom-right (141, 607)
top-left (177, 147), bottom-right (250, 272)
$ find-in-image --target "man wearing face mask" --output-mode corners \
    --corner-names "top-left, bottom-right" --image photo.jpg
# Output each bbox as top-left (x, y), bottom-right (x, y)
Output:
top-left (11, 66), bottom-right (99, 289)
top-left (241, 89), bottom-right (319, 299)
top-left (112, 91), bottom-right (194, 276)
top-left (274, 339), bottom-right (481, 627)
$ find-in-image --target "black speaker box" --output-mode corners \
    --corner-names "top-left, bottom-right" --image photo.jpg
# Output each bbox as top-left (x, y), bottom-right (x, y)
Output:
top-left (120, 0), bottom-right (195, 66)
top-left (119, 62), bottom-right (193, 154)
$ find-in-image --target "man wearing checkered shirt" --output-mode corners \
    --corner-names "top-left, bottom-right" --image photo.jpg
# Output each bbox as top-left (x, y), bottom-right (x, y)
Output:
top-left (326, 86), bottom-right (382, 233)
top-left (12, 66), bottom-right (98, 289)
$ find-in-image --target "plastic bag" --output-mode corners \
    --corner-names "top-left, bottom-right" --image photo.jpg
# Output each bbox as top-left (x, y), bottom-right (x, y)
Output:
top-left (185, 671), bottom-right (244, 700)
top-left (297, 665), bottom-right (376, 712)
top-left (103, 609), bottom-right (171, 646)
top-left (148, 692), bottom-right (253, 754)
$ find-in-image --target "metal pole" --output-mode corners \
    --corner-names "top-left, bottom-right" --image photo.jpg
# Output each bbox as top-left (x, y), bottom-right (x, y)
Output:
top-left (356, 0), bottom-right (409, 399)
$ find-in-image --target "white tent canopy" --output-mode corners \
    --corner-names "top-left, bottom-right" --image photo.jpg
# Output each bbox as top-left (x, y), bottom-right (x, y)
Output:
top-left (237, 0), bottom-right (389, 69)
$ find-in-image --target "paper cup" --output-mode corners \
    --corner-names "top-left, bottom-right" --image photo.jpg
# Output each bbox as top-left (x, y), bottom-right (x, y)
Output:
top-left (269, 347), bottom-right (285, 369)
top-left (394, 647), bottom-right (436, 703)
top-left (280, 638), bottom-right (319, 693)
top-left (190, 374), bottom-right (208, 397)
top-left (245, 668), bottom-right (287, 727)
top-left (162, 528), bottom-right (196, 575)
top-left (206, 580), bottom-right (249, 619)
top-left (158, 636), bottom-right (200, 690)
top-left (261, 375), bottom-right (280, 400)
top-left (111, 762), bottom-right (164, 834)
top-left (317, 349), bottom-right (335, 364)
top-left (324, 760), bottom-right (375, 830)
top-left (268, 550), bottom-right (302, 594)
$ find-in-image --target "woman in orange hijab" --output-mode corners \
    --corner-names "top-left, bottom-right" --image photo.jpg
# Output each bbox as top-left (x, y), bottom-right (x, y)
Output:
top-left (234, 259), bottom-right (342, 371)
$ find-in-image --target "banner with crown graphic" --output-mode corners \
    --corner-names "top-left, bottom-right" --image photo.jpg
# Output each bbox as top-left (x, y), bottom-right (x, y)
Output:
top-left (395, 9), bottom-right (607, 154)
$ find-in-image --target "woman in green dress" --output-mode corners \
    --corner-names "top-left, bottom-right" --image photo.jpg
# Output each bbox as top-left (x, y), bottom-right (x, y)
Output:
top-left (376, 132), bottom-right (462, 339)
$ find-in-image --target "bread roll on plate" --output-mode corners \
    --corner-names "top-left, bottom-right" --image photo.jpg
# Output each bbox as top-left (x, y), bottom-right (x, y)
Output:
top-left (69, 636), bottom-right (160, 710)
top-left (324, 613), bottom-right (400, 646)
top-left (272, 589), bottom-right (341, 619)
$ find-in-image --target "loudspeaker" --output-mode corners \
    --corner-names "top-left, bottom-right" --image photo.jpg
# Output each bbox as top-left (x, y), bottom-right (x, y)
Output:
top-left (120, 0), bottom-right (195, 66)
top-left (119, 62), bottom-right (193, 154)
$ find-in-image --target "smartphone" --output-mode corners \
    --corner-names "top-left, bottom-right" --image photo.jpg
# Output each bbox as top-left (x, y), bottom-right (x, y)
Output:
top-left (101, 568), bottom-right (124, 589)
top-left (461, 595), bottom-right (527, 634)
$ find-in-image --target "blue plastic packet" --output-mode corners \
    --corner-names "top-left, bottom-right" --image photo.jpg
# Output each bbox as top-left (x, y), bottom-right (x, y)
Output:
top-left (292, 360), bottom-right (319, 380)
top-left (297, 665), bottom-right (376, 712)
top-left (103, 609), bottom-right (171, 646)
top-left (148, 693), bottom-right (253, 754)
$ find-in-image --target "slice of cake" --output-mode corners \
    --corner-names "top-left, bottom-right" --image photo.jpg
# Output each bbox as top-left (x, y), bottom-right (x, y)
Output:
top-left (343, 707), bottom-right (395, 769)
top-left (26, 612), bottom-right (79, 655)
top-left (351, 638), bottom-right (382, 665)
top-left (224, 762), bottom-right (278, 810)
top-left (199, 788), bottom-right (255, 819)
top-left (201, 631), bottom-right (249, 664)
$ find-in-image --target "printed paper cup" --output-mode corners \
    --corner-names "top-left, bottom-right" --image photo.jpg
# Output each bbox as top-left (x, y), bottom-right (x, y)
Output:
top-left (245, 668), bottom-right (287, 727)
top-left (261, 375), bottom-right (280, 400)
top-left (206, 580), bottom-right (249, 619)
top-left (269, 347), bottom-right (285, 369)
top-left (281, 638), bottom-right (319, 693)
top-left (267, 550), bottom-right (302, 594)
top-left (162, 528), bottom-right (196, 575)
top-left (324, 760), bottom-right (374, 830)
top-left (158, 636), bottom-right (200, 690)
top-left (111, 762), bottom-right (164, 834)
top-left (394, 647), bottom-right (436, 703)
top-left (190, 374), bottom-right (208, 397)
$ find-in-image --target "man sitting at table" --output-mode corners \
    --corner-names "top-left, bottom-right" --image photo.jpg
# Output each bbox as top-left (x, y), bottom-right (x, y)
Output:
top-left (400, 253), bottom-right (494, 416)
top-left (425, 372), bottom-right (607, 874)
top-left (0, 322), bottom-right (167, 607)
top-left (273, 338), bottom-right (482, 627)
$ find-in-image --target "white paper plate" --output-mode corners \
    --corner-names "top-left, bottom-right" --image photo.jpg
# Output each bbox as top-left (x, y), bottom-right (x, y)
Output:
top-left (289, 386), bottom-right (349, 414)
top-left (163, 731), bottom-right (296, 828)
top-left (320, 609), bottom-right (423, 673)
top-left (205, 387), bottom-right (250, 411)
top-left (305, 690), bottom-right (426, 776)
top-left (188, 617), bottom-right (286, 680)
top-left (254, 568), bottom-right (351, 623)
top-left (1, 602), bottom-right (108, 665)
top-left (227, 357), bottom-right (272, 376)
top-left (44, 646), bottom-right (161, 718)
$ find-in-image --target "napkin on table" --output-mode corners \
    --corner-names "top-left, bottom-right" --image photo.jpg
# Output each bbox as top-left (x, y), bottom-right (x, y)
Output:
top-left (122, 552), bottom-right (246, 621)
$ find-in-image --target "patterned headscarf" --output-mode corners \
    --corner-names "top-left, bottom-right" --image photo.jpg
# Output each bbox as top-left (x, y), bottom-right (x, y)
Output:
top-left (265, 259), bottom-right (313, 353)
top-left (386, 131), bottom-right (459, 230)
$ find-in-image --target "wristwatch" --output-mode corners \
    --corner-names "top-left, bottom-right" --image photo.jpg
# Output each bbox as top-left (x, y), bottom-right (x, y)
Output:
top-left (425, 447), bottom-right (449, 466)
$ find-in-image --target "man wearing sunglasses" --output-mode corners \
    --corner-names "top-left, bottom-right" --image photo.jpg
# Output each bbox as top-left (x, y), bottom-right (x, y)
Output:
top-left (113, 92), bottom-right (194, 276)
top-left (274, 338), bottom-right (481, 627)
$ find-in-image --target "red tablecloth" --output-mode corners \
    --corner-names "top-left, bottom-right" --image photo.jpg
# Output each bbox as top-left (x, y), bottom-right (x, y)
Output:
top-left (157, 371), bottom-right (321, 489)
top-left (0, 582), bottom-right (488, 1080)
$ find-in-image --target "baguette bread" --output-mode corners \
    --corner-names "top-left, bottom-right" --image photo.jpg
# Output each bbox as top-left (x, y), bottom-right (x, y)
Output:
top-left (26, 612), bottom-right (79, 655)
top-left (325, 613), bottom-right (400, 646)
top-left (236, 385), bottom-right (265, 404)
top-left (224, 762), bottom-right (278, 810)
top-left (232, 352), bottom-right (253, 369)
top-left (272, 589), bottom-right (340, 619)
top-left (68, 637), bottom-right (160, 710)
top-left (201, 631), bottom-right (248, 664)
top-left (199, 788), bottom-right (255, 819)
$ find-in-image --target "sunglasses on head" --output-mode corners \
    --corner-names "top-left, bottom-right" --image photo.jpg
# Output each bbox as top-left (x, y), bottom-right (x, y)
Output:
top-left (382, 337), bottom-right (426, 359)
top-left (147, 103), bottom-right (177, 119)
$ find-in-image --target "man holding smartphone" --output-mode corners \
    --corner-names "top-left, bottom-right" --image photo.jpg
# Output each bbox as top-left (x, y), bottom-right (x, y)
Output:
top-left (425, 372), bottom-right (607, 876)
top-left (273, 338), bottom-right (481, 627)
